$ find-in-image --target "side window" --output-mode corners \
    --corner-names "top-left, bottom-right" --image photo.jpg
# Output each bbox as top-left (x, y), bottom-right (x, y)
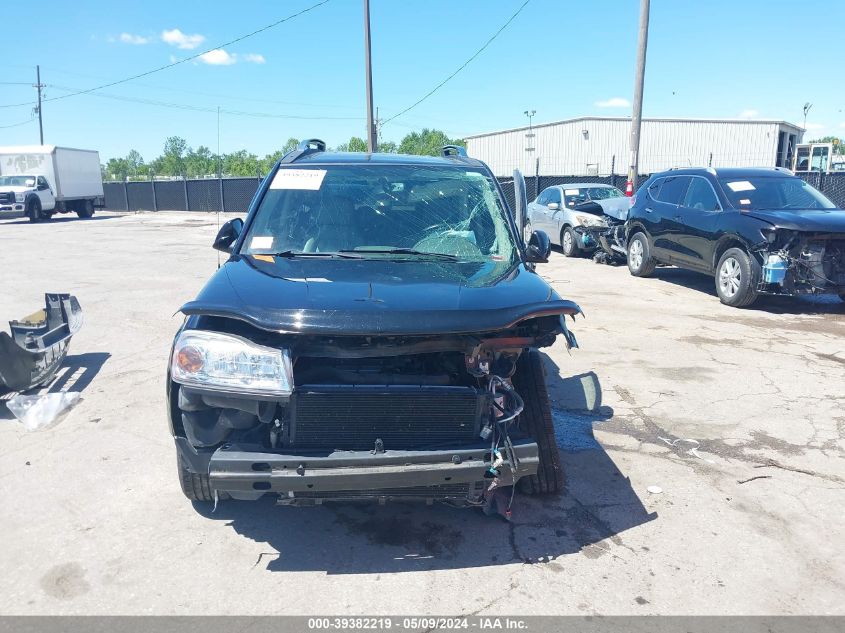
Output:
top-left (37, 176), bottom-right (48, 190)
top-left (536, 189), bottom-right (550, 205)
top-left (547, 188), bottom-right (561, 205)
top-left (647, 179), bottom-right (663, 200)
top-left (656, 176), bottom-right (691, 205)
top-left (683, 178), bottom-right (720, 211)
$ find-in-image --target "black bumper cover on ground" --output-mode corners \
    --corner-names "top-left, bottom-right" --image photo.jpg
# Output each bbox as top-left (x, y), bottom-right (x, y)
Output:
top-left (0, 293), bottom-right (83, 392)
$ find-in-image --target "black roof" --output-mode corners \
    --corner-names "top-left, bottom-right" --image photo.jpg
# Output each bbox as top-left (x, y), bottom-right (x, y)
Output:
top-left (653, 167), bottom-right (796, 178)
top-left (287, 150), bottom-right (485, 168)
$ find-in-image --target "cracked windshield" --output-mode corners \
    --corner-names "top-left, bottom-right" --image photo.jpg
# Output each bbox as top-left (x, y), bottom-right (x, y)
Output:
top-left (244, 165), bottom-right (516, 261)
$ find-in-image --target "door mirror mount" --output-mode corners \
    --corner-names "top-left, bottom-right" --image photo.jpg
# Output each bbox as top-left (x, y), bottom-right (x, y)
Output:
top-left (547, 202), bottom-right (560, 211)
top-left (213, 218), bottom-right (244, 253)
top-left (524, 230), bottom-right (551, 263)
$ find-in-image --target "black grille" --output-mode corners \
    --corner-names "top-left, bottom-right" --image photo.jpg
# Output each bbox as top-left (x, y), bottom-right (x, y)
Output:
top-left (291, 386), bottom-right (482, 450)
top-left (0, 192), bottom-right (14, 204)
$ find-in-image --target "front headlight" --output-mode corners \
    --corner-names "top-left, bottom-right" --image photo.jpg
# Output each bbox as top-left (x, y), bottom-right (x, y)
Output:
top-left (575, 214), bottom-right (605, 227)
top-left (15, 193), bottom-right (25, 203)
top-left (170, 330), bottom-right (293, 397)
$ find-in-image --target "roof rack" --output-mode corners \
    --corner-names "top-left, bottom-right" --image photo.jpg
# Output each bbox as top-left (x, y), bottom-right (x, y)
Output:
top-left (280, 138), bottom-right (326, 164)
top-left (441, 145), bottom-right (467, 158)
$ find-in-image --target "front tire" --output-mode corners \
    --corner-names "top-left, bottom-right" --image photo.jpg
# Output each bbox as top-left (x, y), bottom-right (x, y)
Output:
top-left (523, 220), bottom-right (532, 245)
top-left (561, 226), bottom-right (581, 258)
top-left (513, 350), bottom-right (564, 495)
top-left (177, 452), bottom-right (228, 502)
top-left (26, 198), bottom-right (42, 223)
top-left (716, 248), bottom-right (760, 308)
top-left (627, 231), bottom-right (656, 277)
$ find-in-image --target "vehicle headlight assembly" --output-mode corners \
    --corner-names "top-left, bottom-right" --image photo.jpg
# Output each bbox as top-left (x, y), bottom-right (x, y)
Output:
top-left (15, 193), bottom-right (25, 203)
top-left (575, 214), bottom-right (605, 227)
top-left (170, 330), bottom-right (293, 396)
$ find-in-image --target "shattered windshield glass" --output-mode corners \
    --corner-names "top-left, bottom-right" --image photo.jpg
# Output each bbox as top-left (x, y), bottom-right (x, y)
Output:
top-left (243, 165), bottom-right (516, 261)
top-left (719, 177), bottom-right (838, 211)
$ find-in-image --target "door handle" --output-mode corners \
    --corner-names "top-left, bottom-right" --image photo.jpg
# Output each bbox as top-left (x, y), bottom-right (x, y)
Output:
top-left (674, 215), bottom-right (682, 221)
top-left (645, 207), bottom-right (654, 214)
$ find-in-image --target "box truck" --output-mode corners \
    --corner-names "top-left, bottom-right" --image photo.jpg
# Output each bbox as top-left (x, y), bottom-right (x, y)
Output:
top-left (0, 145), bottom-right (104, 222)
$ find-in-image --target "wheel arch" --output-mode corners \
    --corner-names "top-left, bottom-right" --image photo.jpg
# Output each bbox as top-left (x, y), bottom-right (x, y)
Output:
top-left (712, 234), bottom-right (756, 270)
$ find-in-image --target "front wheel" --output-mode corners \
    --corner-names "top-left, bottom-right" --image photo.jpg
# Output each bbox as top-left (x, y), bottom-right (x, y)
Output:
top-left (715, 248), bottom-right (759, 307)
top-left (513, 350), bottom-right (564, 495)
top-left (26, 198), bottom-right (43, 223)
top-left (561, 226), bottom-right (581, 258)
top-left (627, 232), bottom-right (656, 277)
top-left (177, 452), bottom-right (228, 502)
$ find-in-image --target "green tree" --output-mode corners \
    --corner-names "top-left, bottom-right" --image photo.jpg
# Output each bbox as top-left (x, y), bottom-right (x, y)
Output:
top-left (221, 150), bottom-right (259, 176)
top-left (126, 149), bottom-right (145, 177)
top-left (398, 128), bottom-right (465, 156)
top-left (104, 157), bottom-right (129, 181)
top-left (336, 136), bottom-right (368, 152)
top-left (378, 140), bottom-right (397, 153)
top-left (184, 146), bottom-right (217, 178)
top-left (808, 136), bottom-right (844, 155)
top-left (158, 136), bottom-right (188, 176)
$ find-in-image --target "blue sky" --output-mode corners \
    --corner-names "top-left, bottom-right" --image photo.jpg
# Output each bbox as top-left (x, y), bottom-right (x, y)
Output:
top-left (2, 0), bottom-right (843, 162)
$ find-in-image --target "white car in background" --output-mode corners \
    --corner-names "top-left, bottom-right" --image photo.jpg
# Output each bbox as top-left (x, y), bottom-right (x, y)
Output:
top-left (525, 183), bottom-right (628, 257)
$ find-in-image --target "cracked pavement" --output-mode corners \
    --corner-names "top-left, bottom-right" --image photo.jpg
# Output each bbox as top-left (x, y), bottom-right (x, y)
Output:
top-left (0, 211), bottom-right (843, 615)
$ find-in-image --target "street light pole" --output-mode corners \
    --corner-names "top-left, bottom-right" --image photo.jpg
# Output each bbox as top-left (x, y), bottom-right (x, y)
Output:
top-left (803, 102), bottom-right (812, 130)
top-left (363, 0), bottom-right (377, 152)
top-left (627, 0), bottom-right (650, 194)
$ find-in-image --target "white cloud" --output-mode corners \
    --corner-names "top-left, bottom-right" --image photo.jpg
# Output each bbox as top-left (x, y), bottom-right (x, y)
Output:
top-left (198, 49), bottom-right (237, 66)
top-left (243, 53), bottom-right (266, 64)
top-left (595, 97), bottom-right (631, 108)
top-left (738, 109), bottom-right (758, 119)
top-left (161, 28), bottom-right (206, 50)
top-left (119, 32), bottom-right (150, 45)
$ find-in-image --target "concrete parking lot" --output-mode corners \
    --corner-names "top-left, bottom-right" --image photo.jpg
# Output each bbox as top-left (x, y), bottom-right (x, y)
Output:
top-left (1, 210), bottom-right (843, 615)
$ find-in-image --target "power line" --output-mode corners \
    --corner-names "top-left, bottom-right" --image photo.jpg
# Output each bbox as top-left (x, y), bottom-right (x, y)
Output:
top-left (382, 0), bottom-right (532, 125)
top-left (0, 0), bottom-right (331, 109)
top-left (46, 84), bottom-right (363, 120)
top-left (0, 116), bottom-right (34, 129)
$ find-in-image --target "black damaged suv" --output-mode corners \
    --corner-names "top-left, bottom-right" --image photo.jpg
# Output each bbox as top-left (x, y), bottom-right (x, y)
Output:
top-left (167, 140), bottom-right (580, 513)
top-left (626, 167), bottom-right (845, 307)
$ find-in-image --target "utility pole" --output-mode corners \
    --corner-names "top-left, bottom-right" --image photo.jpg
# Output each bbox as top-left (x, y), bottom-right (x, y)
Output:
top-left (363, 0), bottom-right (377, 152)
top-left (627, 0), bottom-right (650, 194)
top-left (803, 102), bottom-right (812, 129)
top-left (34, 65), bottom-right (45, 144)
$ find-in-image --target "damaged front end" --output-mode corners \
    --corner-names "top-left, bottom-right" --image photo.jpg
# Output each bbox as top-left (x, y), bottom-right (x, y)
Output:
top-left (755, 230), bottom-right (845, 296)
top-left (0, 294), bottom-right (83, 392)
top-left (169, 305), bottom-right (580, 508)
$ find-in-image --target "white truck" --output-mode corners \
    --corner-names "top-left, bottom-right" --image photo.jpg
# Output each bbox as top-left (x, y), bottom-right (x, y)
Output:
top-left (0, 145), bottom-right (104, 222)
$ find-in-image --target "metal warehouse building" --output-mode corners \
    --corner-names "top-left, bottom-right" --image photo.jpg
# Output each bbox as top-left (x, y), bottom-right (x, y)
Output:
top-left (465, 117), bottom-right (805, 178)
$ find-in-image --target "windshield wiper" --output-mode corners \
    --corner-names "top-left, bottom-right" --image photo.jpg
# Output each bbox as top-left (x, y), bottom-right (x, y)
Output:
top-left (338, 248), bottom-right (460, 260)
top-left (260, 250), bottom-right (364, 259)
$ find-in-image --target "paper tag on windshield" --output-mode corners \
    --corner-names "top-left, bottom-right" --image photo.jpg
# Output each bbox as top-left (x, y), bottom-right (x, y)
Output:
top-left (250, 236), bottom-right (273, 249)
top-left (727, 180), bottom-right (755, 192)
top-left (270, 169), bottom-right (327, 190)
top-left (564, 189), bottom-right (579, 195)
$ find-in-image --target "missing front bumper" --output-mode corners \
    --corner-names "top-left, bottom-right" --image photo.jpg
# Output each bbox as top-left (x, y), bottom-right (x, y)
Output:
top-left (199, 439), bottom-right (539, 496)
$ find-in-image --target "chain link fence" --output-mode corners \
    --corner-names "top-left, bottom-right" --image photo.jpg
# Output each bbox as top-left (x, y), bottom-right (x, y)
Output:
top-left (103, 172), bottom-right (845, 213)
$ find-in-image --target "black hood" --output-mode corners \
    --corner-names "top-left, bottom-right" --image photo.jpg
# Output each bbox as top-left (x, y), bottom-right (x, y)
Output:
top-left (181, 256), bottom-right (581, 336)
top-left (747, 208), bottom-right (845, 232)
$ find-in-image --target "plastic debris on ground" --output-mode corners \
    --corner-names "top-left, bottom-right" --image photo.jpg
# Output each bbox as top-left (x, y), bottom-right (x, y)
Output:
top-left (6, 391), bottom-right (81, 431)
top-left (647, 485), bottom-right (663, 494)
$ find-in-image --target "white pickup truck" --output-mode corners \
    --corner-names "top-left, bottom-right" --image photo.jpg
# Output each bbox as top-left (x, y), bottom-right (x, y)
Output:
top-left (0, 145), bottom-right (104, 222)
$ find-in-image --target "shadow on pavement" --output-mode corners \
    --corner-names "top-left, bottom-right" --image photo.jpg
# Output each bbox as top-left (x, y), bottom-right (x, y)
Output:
top-left (0, 215), bottom-right (121, 226)
top-left (0, 352), bottom-right (110, 420)
top-left (193, 359), bottom-right (655, 573)
top-left (651, 266), bottom-right (845, 315)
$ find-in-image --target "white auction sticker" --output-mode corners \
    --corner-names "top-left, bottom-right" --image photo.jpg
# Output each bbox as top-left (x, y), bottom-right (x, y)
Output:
top-left (270, 169), bottom-right (327, 190)
top-left (564, 189), bottom-right (580, 195)
top-left (726, 180), bottom-right (755, 192)
top-left (250, 236), bottom-right (274, 249)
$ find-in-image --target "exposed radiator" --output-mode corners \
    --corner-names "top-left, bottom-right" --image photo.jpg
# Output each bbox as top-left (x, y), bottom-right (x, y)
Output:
top-left (291, 385), bottom-right (483, 450)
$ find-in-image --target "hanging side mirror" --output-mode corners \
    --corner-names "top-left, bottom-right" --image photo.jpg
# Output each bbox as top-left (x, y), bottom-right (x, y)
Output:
top-left (525, 230), bottom-right (551, 263)
top-left (547, 202), bottom-right (560, 211)
top-left (213, 218), bottom-right (244, 253)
